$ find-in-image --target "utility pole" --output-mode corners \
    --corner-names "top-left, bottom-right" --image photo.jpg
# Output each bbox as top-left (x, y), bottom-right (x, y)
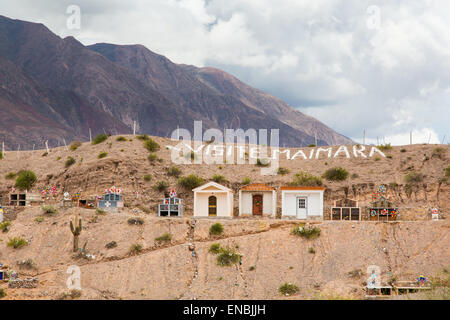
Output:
top-left (410, 131), bottom-right (412, 145)
top-left (363, 130), bottom-right (366, 145)
top-left (89, 128), bottom-right (92, 142)
top-left (315, 132), bottom-right (317, 146)
top-left (63, 138), bottom-right (68, 151)
top-left (133, 121), bottom-right (136, 136)
top-left (45, 140), bottom-right (49, 153)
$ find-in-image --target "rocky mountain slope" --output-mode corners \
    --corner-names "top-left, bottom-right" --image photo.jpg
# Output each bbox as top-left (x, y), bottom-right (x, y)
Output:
top-left (0, 136), bottom-right (448, 300)
top-left (0, 15), bottom-right (352, 149)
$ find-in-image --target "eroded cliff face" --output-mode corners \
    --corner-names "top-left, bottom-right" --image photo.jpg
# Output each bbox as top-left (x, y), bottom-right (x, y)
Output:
top-left (0, 208), bottom-right (448, 300)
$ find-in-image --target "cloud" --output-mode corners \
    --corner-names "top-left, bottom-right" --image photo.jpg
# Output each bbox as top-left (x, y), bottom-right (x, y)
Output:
top-left (0, 0), bottom-right (449, 146)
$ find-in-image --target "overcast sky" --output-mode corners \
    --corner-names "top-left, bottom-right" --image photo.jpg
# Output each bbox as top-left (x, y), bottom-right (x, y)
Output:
top-left (1, 0), bottom-right (449, 145)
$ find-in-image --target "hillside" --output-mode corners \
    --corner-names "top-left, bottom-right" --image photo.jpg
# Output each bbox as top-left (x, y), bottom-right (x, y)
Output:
top-left (0, 136), bottom-right (448, 300)
top-left (0, 15), bottom-right (352, 149)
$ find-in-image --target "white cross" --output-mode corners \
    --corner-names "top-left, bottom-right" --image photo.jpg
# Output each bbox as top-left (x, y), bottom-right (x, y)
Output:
top-left (105, 201), bottom-right (111, 208)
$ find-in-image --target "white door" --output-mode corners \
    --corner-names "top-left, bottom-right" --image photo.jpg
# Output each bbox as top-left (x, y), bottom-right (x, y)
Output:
top-left (296, 197), bottom-right (307, 219)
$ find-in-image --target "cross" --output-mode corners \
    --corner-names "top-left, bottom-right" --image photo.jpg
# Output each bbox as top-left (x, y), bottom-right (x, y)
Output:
top-left (105, 201), bottom-right (111, 208)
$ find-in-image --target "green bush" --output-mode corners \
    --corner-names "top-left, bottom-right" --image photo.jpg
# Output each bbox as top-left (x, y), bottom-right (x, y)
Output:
top-left (127, 218), bottom-right (144, 225)
top-left (308, 144), bottom-right (316, 147)
top-left (144, 138), bottom-right (160, 152)
top-left (143, 174), bottom-right (152, 182)
top-left (137, 134), bottom-right (149, 141)
top-left (167, 166), bottom-right (182, 178)
top-left (308, 247), bottom-right (316, 254)
top-left (216, 246), bottom-right (241, 267)
top-left (5, 172), bottom-right (16, 180)
top-left (291, 172), bottom-right (322, 186)
top-left (277, 167), bottom-right (290, 176)
top-left (256, 158), bottom-right (270, 167)
top-left (65, 156), bottom-right (76, 168)
top-left (105, 241), bottom-right (117, 249)
top-left (155, 233), bottom-right (172, 243)
top-left (98, 152), bottom-right (108, 159)
top-left (405, 171), bottom-right (424, 184)
top-left (178, 174), bottom-right (204, 190)
top-left (0, 221), bottom-right (11, 233)
top-left (0, 288), bottom-right (6, 298)
top-left (7, 237), bottom-right (28, 249)
top-left (209, 243), bottom-right (222, 254)
top-left (212, 174), bottom-right (227, 183)
top-left (0, 151), bottom-right (3, 160)
top-left (323, 167), bottom-right (349, 181)
top-left (42, 152), bottom-right (48, 157)
top-left (92, 134), bottom-right (108, 145)
top-left (242, 177), bottom-right (251, 185)
top-left (446, 166), bottom-right (450, 177)
top-left (15, 170), bottom-right (37, 190)
top-left (129, 243), bottom-right (143, 255)
top-left (209, 223), bottom-right (224, 236)
top-left (377, 144), bottom-right (392, 151)
top-left (70, 141), bottom-right (82, 151)
top-left (400, 148), bottom-right (407, 153)
top-left (116, 136), bottom-right (127, 142)
top-left (35, 217), bottom-right (44, 223)
top-left (148, 153), bottom-right (158, 163)
top-left (291, 224), bottom-right (321, 239)
top-left (153, 181), bottom-right (169, 192)
top-left (279, 282), bottom-right (299, 296)
top-left (41, 205), bottom-right (57, 215)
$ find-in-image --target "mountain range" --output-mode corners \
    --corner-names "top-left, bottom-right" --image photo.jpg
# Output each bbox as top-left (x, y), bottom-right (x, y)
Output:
top-left (0, 15), bottom-right (352, 149)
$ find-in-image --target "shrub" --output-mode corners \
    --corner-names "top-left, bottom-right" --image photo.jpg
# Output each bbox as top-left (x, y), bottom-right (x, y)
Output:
top-left (209, 223), bottom-right (224, 236)
top-left (0, 288), bottom-right (6, 298)
top-left (137, 134), bottom-right (149, 141)
top-left (15, 170), bottom-right (37, 190)
top-left (0, 151), bottom-right (3, 160)
top-left (143, 174), bottom-right (152, 182)
top-left (116, 136), bottom-right (127, 142)
top-left (323, 167), bottom-right (349, 181)
top-left (105, 241), bottom-right (117, 249)
top-left (377, 143), bottom-right (392, 151)
top-left (405, 171), bottom-right (424, 184)
top-left (291, 224), bottom-right (321, 239)
top-left (129, 243), bottom-right (143, 255)
top-left (291, 172), bottom-right (322, 186)
top-left (216, 246), bottom-right (241, 267)
top-left (127, 218), bottom-right (144, 225)
top-left (35, 217), bottom-right (44, 223)
top-left (153, 181), bottom-right (169, 192)
top-left (7, 237), bottom-right (28, 249)
top-left (0, 221), bottom-right (11, 233)
top-left (65, 156), bottom-right (76, 168)
top-left (277, 167), bottom-right (290, 176)
top-left (212, 174), bottom-right (227, 183)
top-left (96, 208), bottom-right (106, 215)
top-left (155, 233), bottom-right (172, 243)
top-left (148, 153), bottom-right (158, 163)
top-left (178, 174), bottom-right (204, 190)
top-left (256, 158), bottom-right (270, 167)
top-left (92, 134), bottom-right (108, 145)
top-left (5, 172), bottom-right (16, 180)
top-left (167, 166), bottom-right (182, 178)
top-left (98, 152), bottom-right (108, 159)
top-left (249, 266), bottom-right (256, 271)
top-left (17, 258), bottom-right (36, 269)
top-left (144, 138), bottom-right (160, 152)
top-left (308, 247), bottom-right (316, 254)
top-left (446, 166), bottom-right (450, 177)
top-left (308, 144), bottom-right (316, 147)
top-left (279, 282), bottom-right (299, 296)
top-left (137, 205), bottom-right (151, 214)
top-left (41, 205), bottom-right (57, 215)
top-left (57, 157), bottom-right (61, 161)
top-left (42, 152), bottom-right (48, 157)
top-left (70, 141), bottom-right (82, 151)
top-left (400, 148), bottom-right (407, 153)
top-left (209, 243), bottom-right (222, 254)
top-left (432, 147), bottom-right (446, 159)
top-left (351, 173), bottom-right (359, 179)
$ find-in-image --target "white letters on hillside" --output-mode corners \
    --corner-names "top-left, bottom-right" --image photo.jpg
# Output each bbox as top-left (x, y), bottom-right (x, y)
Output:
top-left (167, 144), bottom-right (386, 162)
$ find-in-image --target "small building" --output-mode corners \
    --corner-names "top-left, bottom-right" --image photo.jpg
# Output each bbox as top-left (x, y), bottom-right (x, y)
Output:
top-left (9, 192), bottom-right (42, 207)
top-left (98, 193), bottom-right (123, 209)
top-left (193, 182), bottom-right (233, 218)
top-left (331, 198), bottom-right (361, 221)
top-left (281, 186), bottom-right (325, 220)
top-left (158, 197), bottom-right (183, 217)
top-left (368, 198), bottom-right (399, 221)
top-left (0, 206), bottom-right (4, 223)
top-left (78, 197), bottom-right (97, 209)
top-left (239, 184), bottom-right (276, 217)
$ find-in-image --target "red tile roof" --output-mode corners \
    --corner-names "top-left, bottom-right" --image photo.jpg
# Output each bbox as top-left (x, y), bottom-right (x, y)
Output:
top-left (240, 184), bottom-right (275, 191)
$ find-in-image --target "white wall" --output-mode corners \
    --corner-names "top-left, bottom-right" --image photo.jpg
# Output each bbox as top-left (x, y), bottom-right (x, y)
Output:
top-left (281, 190), bottom-right (324, 219)
top-left (194, 192), bottom-right (232, 217)
top-left (240, 191), bottom-right (273, 215)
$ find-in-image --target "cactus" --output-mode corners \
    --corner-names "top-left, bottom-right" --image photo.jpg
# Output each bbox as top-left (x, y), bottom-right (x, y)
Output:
top-left (70, 215), bottom-right (82, 253)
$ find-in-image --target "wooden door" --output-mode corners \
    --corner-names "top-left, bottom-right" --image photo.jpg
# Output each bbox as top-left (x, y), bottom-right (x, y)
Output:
top-left (208, 196), bottom-right (217, 216)
top-left (252, 195), bottom-right (263, 215)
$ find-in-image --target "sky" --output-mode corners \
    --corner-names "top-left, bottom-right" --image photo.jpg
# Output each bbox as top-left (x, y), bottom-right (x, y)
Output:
top-left (1, 0), bottom-right (449, 146)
